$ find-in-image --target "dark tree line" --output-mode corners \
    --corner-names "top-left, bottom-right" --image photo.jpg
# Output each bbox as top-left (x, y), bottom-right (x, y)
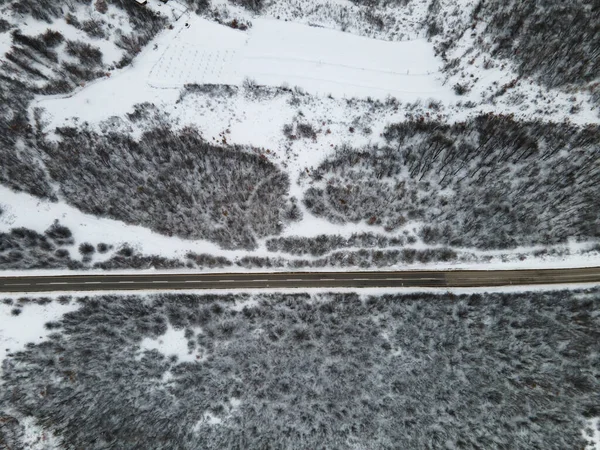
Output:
top-left (2, 289), bottom-right (599, 448)
top-left (39, 125), bottom-right (295, 249)
top-left (303, 114), bottom-right (600, 250)
top-left (0, 224), bottom-right (236, 270)
top-left (266, 232), bottom-right (410, 257)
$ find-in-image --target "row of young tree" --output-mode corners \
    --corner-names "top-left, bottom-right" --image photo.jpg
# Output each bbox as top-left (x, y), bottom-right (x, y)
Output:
top-left (303, 114), bottom-right (600, 250)
top-left (2, 289), bottom-right (598, 449)
top-left (0, 222), bottom-right (241, 270)
top-left (266, 232), bottom-right (412, 257)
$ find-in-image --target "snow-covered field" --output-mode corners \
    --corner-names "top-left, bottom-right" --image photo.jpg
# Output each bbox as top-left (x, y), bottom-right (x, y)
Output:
top-left (37, 13), bottom-right (449, 126)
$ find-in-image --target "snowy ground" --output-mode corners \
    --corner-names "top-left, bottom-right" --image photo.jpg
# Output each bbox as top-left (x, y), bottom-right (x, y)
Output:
top-left (36, 13), bottom-right (450, 125)
top-left (584, 418), bottom-right (600, 450)
top-left (0, 299), bottom-right (80, 366)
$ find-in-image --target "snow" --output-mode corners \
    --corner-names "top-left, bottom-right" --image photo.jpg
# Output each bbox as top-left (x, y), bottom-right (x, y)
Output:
top-left (0, 184), bottom-right (228, 262)
top-left (38, 13), bottom-right (450, 127)
top-left (138, 323), bottom-right (204, 363)
top-left (236, 19), bottom-right (446, 99)
top-left (148, 17), bottom-right (248, 87)
top-left (584, 418), bottom-right (600, 450)
top-left (0, 300), bottom-right (80, 366)
top-left (0, 282), bottom-right (600, 302)
top-left (14, 416), bottom-right (62, 450)
top-left (12, 4), bottom-right (126, 66)
top-left (0, 29), bottom-right (11, 58)
top-left (2, 3), bottom-right (597, 276)
top-left (2, 181), bottom-right (600, 277)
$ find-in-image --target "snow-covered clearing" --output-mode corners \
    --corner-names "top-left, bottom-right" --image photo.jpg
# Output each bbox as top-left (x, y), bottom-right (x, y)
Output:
top-left (37, 13), bottom-right (449, 126)
top-left (584, 418), bottom-right (600, 450)
top-left (138, 323), bottom-right (205, 363)
top-left (237, 20), bottom-right (443, 98)
top-left (148, 16), bottom-right (446, 98)
top-left (0, 300), bottom-right (80, 366)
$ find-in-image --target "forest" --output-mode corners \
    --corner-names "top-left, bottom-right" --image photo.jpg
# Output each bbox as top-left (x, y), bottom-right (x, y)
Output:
top-left (303, 114), bottom-right (600, 250)
top-left (39, 125), bottom-right (295, 249)
top-left (2, 288), bottom-right (599, 448)
top-left (471, 0), bottom-right (599, 90)
top-left (427, 0), bottom-right (599, 103)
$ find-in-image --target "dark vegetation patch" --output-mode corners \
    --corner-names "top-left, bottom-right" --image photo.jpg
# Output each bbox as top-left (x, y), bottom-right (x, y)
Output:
top-left (228, 0), bottom-right (264, 13)
top-left (1, 289), bottom-right (599, 448)
top-left (429, 0), bottom-right (599, 96)
top-left (0, 226), bottom-right (83, 270)
top-left (303, 114), bottom-right (600, 250)
top-left (40, 125), bottom-right (294, 249)
top-left (266, 232), bottom-right (410, 256)
top-left (286, 247), bottom-right (460, 268)
top-left (472, 0), bottom-right (599, 89)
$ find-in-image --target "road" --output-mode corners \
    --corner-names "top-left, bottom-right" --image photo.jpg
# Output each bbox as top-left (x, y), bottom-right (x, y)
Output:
top-left (0, 267), bottom-right (599, 293)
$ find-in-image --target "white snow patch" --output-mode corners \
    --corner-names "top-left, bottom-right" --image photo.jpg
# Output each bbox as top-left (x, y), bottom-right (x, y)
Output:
top-left (584, 418), bottom-right (600, 450)
top-left (149, 17), bottom-right (448, 99)
top-left (139, 324), bottom-right (203, 363)
top-left (16, 416), bottom-right (62, 450)
top-left (1, 282), bottom-right (598, 304)
top-left (0, 300), bottom-right (80, 366)
top-left (239, 19), bottom-right (445, 99)
top-left (193, 397), bottom-right (242, 431)
top-left (38, 13), bottom-right (450, 127)
top-left (0, 30), bottom-right (12, 58)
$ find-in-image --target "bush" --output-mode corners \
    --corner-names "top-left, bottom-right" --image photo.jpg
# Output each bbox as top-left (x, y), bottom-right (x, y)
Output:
top-left (65, 40), bottom-right (104, 67)
top-left (40, 29), bottom-right (64, 47)
top-left (229, 0), bottom-right (264, 12)
top-left (79, 242), bottom-right (96, 256)
top-left (0, 18), bottom-right (11, 33)
top-left (81, 19), bottom-right (106, 39)
top-left (453, 82), bottom-right (469, 95)
top-left (45, 221), bottom-right (74, 246)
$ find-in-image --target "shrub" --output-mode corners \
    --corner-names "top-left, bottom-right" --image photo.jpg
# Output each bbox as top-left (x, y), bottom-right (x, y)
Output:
top-left (79, 242), bottom-right (96, 256)
top-left (65, 40), bottom-right (103, 67)
top-left (40, 29), bottom-right (64, 47)
top-left (453, 82), bottom-right (469, 95)
top-left (45, 221), bottom-right (74, 246)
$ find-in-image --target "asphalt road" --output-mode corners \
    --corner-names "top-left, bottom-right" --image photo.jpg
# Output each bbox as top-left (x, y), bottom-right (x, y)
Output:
top-left (0, 267), bottom-right (599, 293)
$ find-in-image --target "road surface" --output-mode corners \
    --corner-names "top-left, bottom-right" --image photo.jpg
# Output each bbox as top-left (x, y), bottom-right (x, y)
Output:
top-left (0, 267), bottom-right (599, 293)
